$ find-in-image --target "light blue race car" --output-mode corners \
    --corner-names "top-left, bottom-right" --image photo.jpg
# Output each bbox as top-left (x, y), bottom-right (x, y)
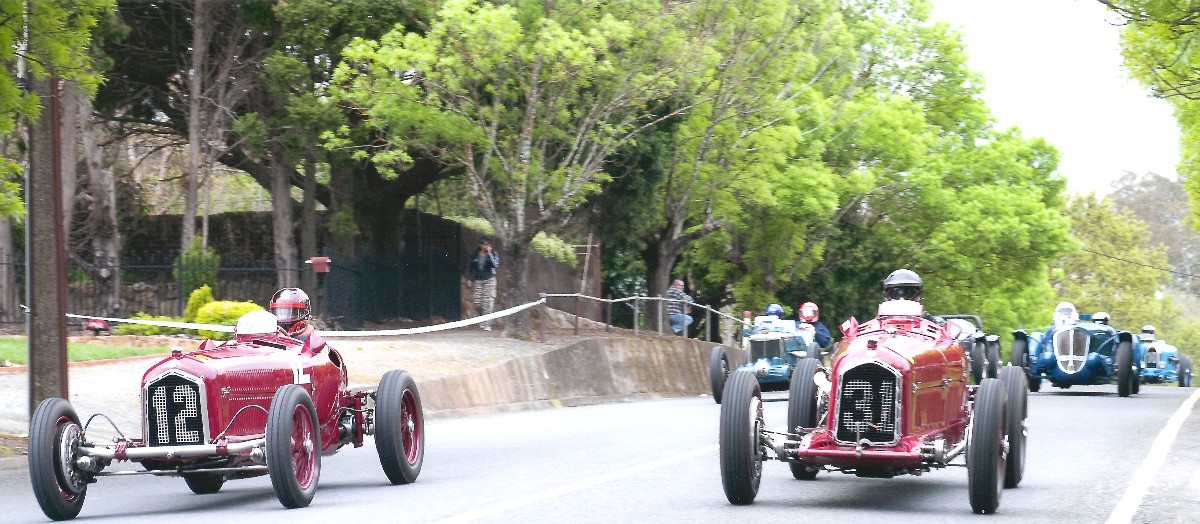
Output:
top-left (1011, 302), bottom-right (1145, 396)
top-left (708, 313), bottom-right (821, 404)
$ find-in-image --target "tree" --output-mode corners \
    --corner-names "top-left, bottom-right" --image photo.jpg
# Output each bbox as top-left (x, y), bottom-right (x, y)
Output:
top-left (1108, 171), bottom-right (1200, 292)
top-left (332, 0), bottom-right (705, 330)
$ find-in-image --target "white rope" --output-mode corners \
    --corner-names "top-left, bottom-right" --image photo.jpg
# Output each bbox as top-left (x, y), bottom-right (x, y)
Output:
top-left (63, 298), bottom-right (549, 338)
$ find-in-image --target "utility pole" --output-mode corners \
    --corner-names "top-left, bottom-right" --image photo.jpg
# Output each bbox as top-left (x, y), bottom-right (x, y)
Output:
top-left (27, 71), bottom-right (70, 414)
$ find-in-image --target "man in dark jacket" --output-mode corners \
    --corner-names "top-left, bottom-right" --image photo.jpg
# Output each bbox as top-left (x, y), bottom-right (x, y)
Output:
top-left (466, 238), bottom-right (500, 330)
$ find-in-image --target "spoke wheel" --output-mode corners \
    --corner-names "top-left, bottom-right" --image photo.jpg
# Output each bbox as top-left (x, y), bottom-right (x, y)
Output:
top-left (376, 370), bottom-right (425, 484)
top-left (267, 384), bottom-right (321, 509)
top-left (719, 371), bottom-right (763, 505)
top-left (29, 398), bottom-right (88, 521)
top-left (968, 378), bottom-right (1007, 514)
top-left (787, 358), bottom-right (821, 480)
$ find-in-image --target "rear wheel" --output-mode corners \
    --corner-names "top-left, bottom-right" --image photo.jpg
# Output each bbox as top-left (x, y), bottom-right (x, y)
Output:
top-left (376, 370), bottom-right (424, 484)
top-left (1116, 340), bottom-right (1134, 397)
top-left (719, 371), bottom-right (763, 505)
top-left (29, 398), bottom-right (88, 521)
top-left (183, 474), bottom-right (225, 494)
top-left (986, 340), bottom-right (1002, 379)
top-left (999, 367), bottom-right (1027, 488)
top-left (267, 384), bottom-right (321, 509)
top-left (970, 341), bottom-right (985, 383)
top-left (1180, 355), bottom-right (1193, 387)
top-left (787, 358), bottom-right (821, 480)
top-left (968, 378), bottom-right (1007, 514)
top-left (709, 347), bottom-right (730, 404)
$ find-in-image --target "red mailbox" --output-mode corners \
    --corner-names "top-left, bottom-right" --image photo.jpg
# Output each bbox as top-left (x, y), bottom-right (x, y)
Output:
top-left (306, 256), bottom-right (331, 273)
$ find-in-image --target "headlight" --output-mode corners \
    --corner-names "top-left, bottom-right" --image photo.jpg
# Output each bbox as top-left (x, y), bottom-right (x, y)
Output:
top-left (754, 360), bottom-right (769, 378)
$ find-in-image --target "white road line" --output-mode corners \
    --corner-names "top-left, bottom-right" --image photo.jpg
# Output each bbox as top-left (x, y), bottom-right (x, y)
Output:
top-left (1106, 388), bottom-right (1200, 524)
top-left (437, 444), bottom-right (719, 523)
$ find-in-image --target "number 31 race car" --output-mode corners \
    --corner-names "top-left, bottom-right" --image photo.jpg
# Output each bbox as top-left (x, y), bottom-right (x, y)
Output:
top-left (28, 310), bottom-right (425, 520)
top-left (719, 299), bottom-right (1028, 514)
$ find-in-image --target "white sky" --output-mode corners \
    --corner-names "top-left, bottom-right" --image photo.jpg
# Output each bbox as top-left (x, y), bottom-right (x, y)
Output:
top-left (929, 0), bottom-right (1181, 196)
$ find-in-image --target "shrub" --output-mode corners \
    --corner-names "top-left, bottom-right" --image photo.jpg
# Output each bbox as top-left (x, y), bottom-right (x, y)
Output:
top-left (532, 232), bottom-right (578, 269)
top-left (184, 284), bottom-right (215, 322)
top-left (194, 300), bottom-right (264, 340)
top-left (114, 313), bottom-right (185, 336)
top-left (173, 237), bottom-right (220, 299)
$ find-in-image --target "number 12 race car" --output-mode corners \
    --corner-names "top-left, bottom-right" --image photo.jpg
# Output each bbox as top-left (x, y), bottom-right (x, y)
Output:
top-left (28, 310), bottom-right (425, 520)
top-left (719, 299), bottom-right (1028, 514)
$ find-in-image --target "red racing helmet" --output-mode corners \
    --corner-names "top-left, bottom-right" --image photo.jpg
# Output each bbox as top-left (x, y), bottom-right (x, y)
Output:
top-left (270, 288), bottom-right (311, 332)
top-left (799, 302), bottom-right (819, 322)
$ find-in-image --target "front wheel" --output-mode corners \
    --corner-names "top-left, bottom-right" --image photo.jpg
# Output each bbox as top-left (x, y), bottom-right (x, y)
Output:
top-left (985, 340), bottom-right (1002, 379)
top-left (709, 346), bottom-right (730, 404)
top-left (376, 370), bottom-right (425, 484)
top-left (787, 358), bottom-right (821, 480)
top-left (968, 378), bottom-right (1007, 514)
top-left (183, 474), bottom-right (225, 494)
top-left (29, 398), bottom-right (88, 521)
top-left (1116, 340), bottom-right (1134, 397)
top-left (719, 371), bottom-right (763, 505)
top-left (970, 341), bottom-right (986, 384)
top-left (267, 384), bottom-right (321, 509)
top-left (999, 367), bottom-right (1027, 488)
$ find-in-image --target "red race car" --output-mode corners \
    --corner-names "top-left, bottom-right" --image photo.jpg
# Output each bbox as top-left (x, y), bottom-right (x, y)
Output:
top-left (719, 299), bottom-right (1028, 514)
top-left (28, 310), bottom-right (425, 520)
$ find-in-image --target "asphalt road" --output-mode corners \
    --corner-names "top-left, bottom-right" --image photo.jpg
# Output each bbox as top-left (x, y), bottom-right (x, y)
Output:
top-left (1, 384), bottom-right (1197, 523)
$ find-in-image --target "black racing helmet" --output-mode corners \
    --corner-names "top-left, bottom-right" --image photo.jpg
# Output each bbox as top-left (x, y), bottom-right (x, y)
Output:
top-left (882, 268), bottom-right (923, 301)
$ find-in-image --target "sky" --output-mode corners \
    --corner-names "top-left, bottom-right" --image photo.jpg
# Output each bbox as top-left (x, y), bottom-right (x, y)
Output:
top-left (928, 0), bottom-right (1181, 196)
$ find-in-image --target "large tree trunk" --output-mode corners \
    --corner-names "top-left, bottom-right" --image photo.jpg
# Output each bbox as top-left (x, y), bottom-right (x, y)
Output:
top-left (183, 0), bottom-right (211, 252)
top-left (79, 91), bottom-right (122, 318)
top-left (501, 238), bottom-right (532, 334)
top-left (58, 82), bottom-right (78, 230)
top-left (0, 218), bottom-right (17, 323)
top-left (270, 143), bottom-right (298, 289)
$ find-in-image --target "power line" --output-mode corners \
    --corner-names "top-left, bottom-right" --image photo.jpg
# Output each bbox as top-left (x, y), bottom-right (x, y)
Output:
top-left (1080, 248), bottom-right (1200, 279)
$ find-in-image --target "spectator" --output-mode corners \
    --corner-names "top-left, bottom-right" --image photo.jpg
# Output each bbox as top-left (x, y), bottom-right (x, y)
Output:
top-left (466, 238), bottom-right (500, 331)
top-left (666, 279), bottom-right (693, 335)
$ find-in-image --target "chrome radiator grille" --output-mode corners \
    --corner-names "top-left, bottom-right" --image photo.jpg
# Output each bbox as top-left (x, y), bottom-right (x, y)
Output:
top-left (750, 338), bottom-right (783, 361)
top-left (1053, 329), bottom-right (1089, 373)
top-left (836, 363), bottom-right (900, 444)
top-left (145, 372), bottom-right (207, 446)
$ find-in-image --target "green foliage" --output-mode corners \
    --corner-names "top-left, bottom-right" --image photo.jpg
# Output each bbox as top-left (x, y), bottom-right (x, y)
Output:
top-left (183, 285), bottom-right (215, 323)
top-left (194, 301), bottom-right (264, 340)
top-left (173, 238), bottom-right (220, 298)
top-left (114, 313), bottom-right (183, 336)
top-left (531, 232), bottom-right (577, 269)
top-left (445, 216), bottom-right (494, 235)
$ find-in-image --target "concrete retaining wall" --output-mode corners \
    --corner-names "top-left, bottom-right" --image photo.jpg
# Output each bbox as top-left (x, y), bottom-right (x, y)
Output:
top-left (419, 337), bottom-right (726, 417)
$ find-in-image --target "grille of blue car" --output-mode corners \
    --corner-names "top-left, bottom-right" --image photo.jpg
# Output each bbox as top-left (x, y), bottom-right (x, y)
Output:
top-left (1053, 329), bottom-right (1089, 373)
top-left (145, 373), bottom-right (207, 446)
top-left (750, 338), bottom-right (784, 361)
top-left (836, 362), bottom-right (899, 444)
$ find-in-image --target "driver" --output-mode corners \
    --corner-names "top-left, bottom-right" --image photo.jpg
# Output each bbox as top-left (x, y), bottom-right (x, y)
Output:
top-left (1053, 302), bottom-right (1078, 326)
top-left (1141, 325), bottom-right (1156, 342)
top-left (271, 287), bottom-right (317, 342)
top-left (797, 301), bottom-right (832, 348)
top-left (1093, 311), bottom-right (1111, 325)
top-left (881, 268), bottom-right (942, 324)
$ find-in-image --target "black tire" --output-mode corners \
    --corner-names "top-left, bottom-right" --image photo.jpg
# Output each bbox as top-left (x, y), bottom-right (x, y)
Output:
top-left (787, 358), bottom-right (821, 480)
top-left (1180, 355), bottom-right (1193, 387)
top-left (376, 370), bottom-right (424, 485)
top-left (710, 347), bottom-right (730, 404)
top-left (970, 341), bottom-right (985, 384)
top-left (1010, 338), bottom-right (1028, 368)
top-left (29, 397), bottom-right (88, 521)
top-left (1116, 340), bottom-right (1134, 397)
top-left (968, 378), bottom-right (1007, 514)
top-left (1132, 370), bottom-right (1142, 394)
top-left (986, 340), bottom-right (1002, 379)
top-left (183, 474), bottom-right (225, 494)
top-left (266, 384), bottom-right (321, 509)
top-left (1028, 375), bottom-right (1041, 393)
top-left (999, 367), bottom-right (1027, 488)
top-left (719, 370), bottom-right (763, 505)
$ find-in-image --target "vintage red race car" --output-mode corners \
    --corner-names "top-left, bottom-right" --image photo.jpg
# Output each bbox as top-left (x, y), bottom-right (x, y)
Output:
top-left (28, 310), bottom-right (425, 520)
top-left (719, 299), bottom-right (1028, 514)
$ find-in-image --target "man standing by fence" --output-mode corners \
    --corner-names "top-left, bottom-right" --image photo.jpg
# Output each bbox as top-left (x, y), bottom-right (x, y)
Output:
top-left (666, 279), bottom-right (693, 335)
top-left (466, 238), bottom-right (500, 331)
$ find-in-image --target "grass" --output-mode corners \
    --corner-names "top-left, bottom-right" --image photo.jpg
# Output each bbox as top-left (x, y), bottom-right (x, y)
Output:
top-left (0, 337), bottom-right (172, 365)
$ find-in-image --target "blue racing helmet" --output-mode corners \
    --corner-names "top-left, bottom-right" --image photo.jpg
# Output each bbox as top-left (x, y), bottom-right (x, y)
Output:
top-left (765, 303), bottom-right (784, 317)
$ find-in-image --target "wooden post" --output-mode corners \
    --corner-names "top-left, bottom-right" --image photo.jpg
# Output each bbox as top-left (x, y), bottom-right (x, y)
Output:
top-left (573, 294), bottom-right (580, 336)
top-left (537, 297), bottom-right (545, 343)
top-left (633, 298), bottom-right (640, 336)
top-left (657, 299), bottom-right (663, 335)
top-left (706, 308), bottom-right (712, 342)
top-left (605, 294), bottom-right (612, 332)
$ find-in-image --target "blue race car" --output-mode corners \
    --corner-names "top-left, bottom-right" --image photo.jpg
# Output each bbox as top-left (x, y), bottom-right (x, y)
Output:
top-left (709, 310), bottom-right (820, 404)
top-left (1137, 325), bottom-right (1194, 387)
top-left (1010, 302), bottom-right (1144, 396)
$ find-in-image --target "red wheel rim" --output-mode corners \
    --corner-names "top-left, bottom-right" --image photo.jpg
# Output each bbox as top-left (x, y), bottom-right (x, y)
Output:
top-left (53, 415), bottom-right (84, 503)
top-left (400, 388), bottom-right (421, 465)
top-left (291, 405), bottom-right (316, 489)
